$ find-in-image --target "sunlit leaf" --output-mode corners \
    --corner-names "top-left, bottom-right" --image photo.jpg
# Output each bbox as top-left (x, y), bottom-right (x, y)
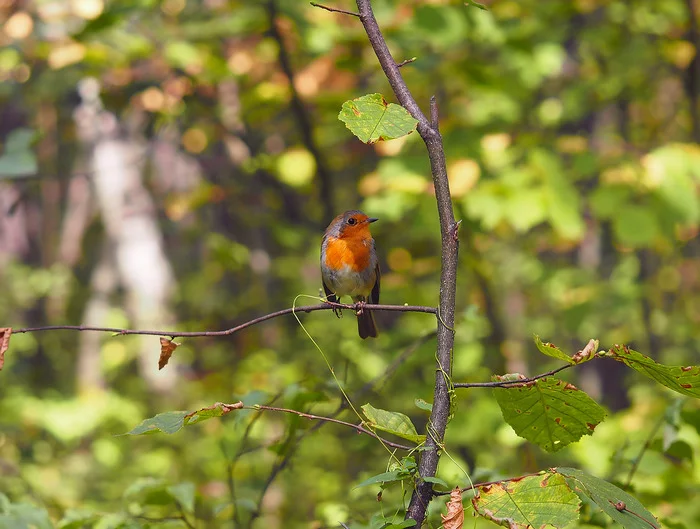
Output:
top-left (123, 478), bottom-right (196, 513)
top-left (558, 467), bottom-right (659, 529)
top-left (339, 94), bottom-right (418, 144)
top-left (167, 483), bottom-right (195, 514)
top-left (415, 398), bottom-right (433, 412)
top-left (644, 144), bottom-right (700, 224)
top-left (613, 205), bottom-right (659, 247)
top-left (123, 477), bottom-right (167, 499)
top-left (185, 402), bottom-right (242, 425)
top-left (472, 472), bottom-right (579, 528)
top-left (57, 509), bottom-right (100, 529)
top-left (494, 378), bottom-right (606, 452)
top-left (534, 335), bottom-right (574, 364)
top-left (164, 40), bottom-right (202, 70)
top-left (606, 345), bottom-right (700, 398)
top-left (546, 169), bottom-right (585, 240)
top-left (423, 476), bottom-right (449, 488)
top-left (354, 470), bottom-right (405, 489)
top-left (590, 185), bottom-right (632, 220)
top-left (504, 187), bottom-right (548, 232)
top-left (0, 492), bottom-right (53, 529)
top-left (125, 411), bottom-right (188, 435)
top-left (124, 402), bottom-right (243, 435)
top-left (464, 0), bottom-right (487, 10)
top-left (362, 403), bottom-right (425, 444)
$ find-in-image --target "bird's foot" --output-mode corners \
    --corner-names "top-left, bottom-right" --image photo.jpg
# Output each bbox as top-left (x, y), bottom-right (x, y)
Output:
top-left (323, 297), bottom-right (343, 318)
top-left (355, 300), bottom-right (366, 316)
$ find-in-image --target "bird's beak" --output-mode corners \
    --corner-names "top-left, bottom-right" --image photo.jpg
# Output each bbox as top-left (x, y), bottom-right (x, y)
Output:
top-left (367, 217), bottom-right (379, 223)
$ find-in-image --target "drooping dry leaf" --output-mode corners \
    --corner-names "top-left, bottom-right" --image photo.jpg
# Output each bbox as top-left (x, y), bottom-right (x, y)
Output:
top-left (572, 339), bottom-right (598, 363)
top-left (441, 487), bottom-right (464, 529)
top-left (0, 327), bottom-right (11, 371)
top-left (158, 337), bottom-right (179, 370)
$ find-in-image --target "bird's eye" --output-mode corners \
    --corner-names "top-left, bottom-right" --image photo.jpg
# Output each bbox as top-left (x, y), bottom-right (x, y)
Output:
top-left (347, 217), bottom-right (357, 226)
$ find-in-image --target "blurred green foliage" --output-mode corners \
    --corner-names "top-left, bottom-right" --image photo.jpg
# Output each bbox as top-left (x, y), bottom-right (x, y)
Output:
top-left (1, 0), bottom-right (700, 527)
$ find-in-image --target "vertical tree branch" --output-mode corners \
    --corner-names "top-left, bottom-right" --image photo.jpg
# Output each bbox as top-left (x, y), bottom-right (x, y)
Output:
top-left (685, 0), bottom-right (700, 142)
top-left (268, 0), bottom-right (336, 224)
top-left (354, 1), bottom-right (459, 525)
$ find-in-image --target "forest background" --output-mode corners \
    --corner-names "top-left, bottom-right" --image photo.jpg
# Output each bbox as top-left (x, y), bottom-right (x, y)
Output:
top-left (1, 0), bottom-right (700, 527)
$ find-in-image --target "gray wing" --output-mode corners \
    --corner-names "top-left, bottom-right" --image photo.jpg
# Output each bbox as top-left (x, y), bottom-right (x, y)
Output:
top-left (323, 279), bottom-right (338, 303)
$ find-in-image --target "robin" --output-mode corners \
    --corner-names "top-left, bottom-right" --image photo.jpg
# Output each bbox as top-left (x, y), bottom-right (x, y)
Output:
top-left (321, 210), bottom-right (380, 339)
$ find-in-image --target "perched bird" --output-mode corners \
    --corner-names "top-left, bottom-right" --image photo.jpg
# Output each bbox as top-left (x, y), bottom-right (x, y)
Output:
top-left (321, 210), bottom-right (380, 339)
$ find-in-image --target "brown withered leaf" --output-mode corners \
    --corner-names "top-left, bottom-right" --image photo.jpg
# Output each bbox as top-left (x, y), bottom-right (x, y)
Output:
top-left (158, 337), bottom-right (180, 370)
top-left (0, 327), bottom-right (11, 372)
top-left (571, 339), bottom-right (598, 364)
top-left (441, 487), bottom-right (464, 529)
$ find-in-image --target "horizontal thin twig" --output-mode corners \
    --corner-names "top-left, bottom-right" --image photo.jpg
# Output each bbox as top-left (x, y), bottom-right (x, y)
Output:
top-left (250, 404), bottom-right (413, 450)
top-left (432, 472), bottom-right (543, 496)
top-left (453, 363), bottom-right (577, 389)
top-left (13, 302), bottom-right (437, 338)
top-left (310, 2), bottom-right (360, 17)
top-left (396, 57), bottom-right (417, 68)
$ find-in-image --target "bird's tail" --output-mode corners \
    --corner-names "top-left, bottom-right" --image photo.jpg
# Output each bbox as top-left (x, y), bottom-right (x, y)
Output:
top-left (357, 309), bottom-right (378, 339)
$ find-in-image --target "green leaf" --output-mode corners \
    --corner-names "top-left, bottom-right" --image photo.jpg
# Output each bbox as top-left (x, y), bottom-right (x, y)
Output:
top-left (606, 345), bottom-right (700, 398)
top-left (546, 168), bottom-right (585, 240)
top-left (123, 478), bottom-right (195, 513)
top-left (167, 483), bottom-right (195, 514)
top-left (613, 204), bottom-right (659, 247)
top-left (504, 187), bottom-right (548, 232)
top-left (534, 335), bottom-right (574, 364)
top-left (557, 467), bottom-right (660, 529)
top-left (0, 500), bottom-right (53, 529)
top-left (123, 477), bottom-right (167, 499)
top-left (423, 476), bottom-right (449, 488)
top-left (464, 0), bottom-right (487, 10)
top-left (385, 521), bottom-right (417, 529)
top-left (164, 40), bottom-right (202, 70)
top-left (661, 519), bottom-right (689, 529)
top-left (354, 470), bottom-right (405, 489)
top-left (0, 128), bottom-right (37, 179)
top-left (124, 411), bottom-right (188, 435)
top-left (124, 403), bottom-right (241, 435)
top-left (394, 456), bottom-right (417, 474)
top-left (664, 440), bottom-right (693, 462)
top-left (58, 510), bottom-right (99, 529)
top-left (646, 144), bottom-right (700, 223)
top-left (361, 403), bottom-right (425, 444)
top-left (414, 398), bottom-right (433, 412)
top-left (494, 377), bottom-right (606, 452)
top-left (338, 94), bottom-right (418, 144)
top-left (590, 185), bottom-right (632, 220)
top-left (185, 402), bottom-right (238, 425)
top-left (472, 472), bottom-right (579, 528)
top-left (681, 408), bottom-right (700, 435)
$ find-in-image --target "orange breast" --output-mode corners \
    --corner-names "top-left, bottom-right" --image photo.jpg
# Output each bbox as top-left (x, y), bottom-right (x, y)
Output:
top-left (324, 236), bottom-right (372, 273)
